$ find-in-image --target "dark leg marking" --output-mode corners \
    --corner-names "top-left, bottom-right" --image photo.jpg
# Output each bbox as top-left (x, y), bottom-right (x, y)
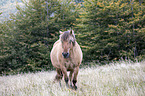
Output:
top-left (73, 80), bottom-right (77, 90)
top-left (55, 69), bottom-right (63, 87)
top-left (65, 77), bottom-right (69, 88)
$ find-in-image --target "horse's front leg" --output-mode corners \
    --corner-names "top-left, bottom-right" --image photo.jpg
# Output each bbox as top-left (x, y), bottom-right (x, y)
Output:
top-left (69, 70), bottom-right (74, 89)
top-left (61, 66), bottom-right (69, 88)
top-left (73, 66), bottom-right (79, 90)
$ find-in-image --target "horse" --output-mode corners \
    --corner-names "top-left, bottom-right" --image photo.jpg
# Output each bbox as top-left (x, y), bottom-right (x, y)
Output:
top-left (50, 29), bottom-right (83, 90)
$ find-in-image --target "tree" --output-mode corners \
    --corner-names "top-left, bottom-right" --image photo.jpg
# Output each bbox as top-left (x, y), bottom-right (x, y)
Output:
top-left (76, 0), bottom-right (145, 63)
top-left (0, 0), bottom-right (79, 74)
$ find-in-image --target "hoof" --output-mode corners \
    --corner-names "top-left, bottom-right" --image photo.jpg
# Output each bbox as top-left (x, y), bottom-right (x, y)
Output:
top-left (66, 83), bottom-right (69, 88)
top-left (69, 85), bottom-right (77, 90)
top-left (74, 86), bottom-right (77, 90)
top-left (59, 81), bottom-right (62, 87)
top-left (70, 85), bottom-right (73, 89)
top-left (70, 86), bottom-right (77, 90)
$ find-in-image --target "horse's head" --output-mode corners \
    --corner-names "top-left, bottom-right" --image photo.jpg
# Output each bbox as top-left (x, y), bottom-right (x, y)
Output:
top-left (60, 30), bottom-right (76, 58)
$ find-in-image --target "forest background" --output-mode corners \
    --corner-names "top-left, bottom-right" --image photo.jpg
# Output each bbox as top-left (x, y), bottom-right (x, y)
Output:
top-left (0, 0), bottom-right (145, 75)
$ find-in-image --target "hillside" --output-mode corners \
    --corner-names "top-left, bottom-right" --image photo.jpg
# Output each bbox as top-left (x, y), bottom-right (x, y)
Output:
top-left (0, 61), bottom-right (145, 96)
top-left (0, 0), bottom-right (24, 22)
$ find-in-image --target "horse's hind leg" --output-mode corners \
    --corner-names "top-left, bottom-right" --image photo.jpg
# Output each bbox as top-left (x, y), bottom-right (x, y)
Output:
top-left (55, 69), bottom-right (63, 87)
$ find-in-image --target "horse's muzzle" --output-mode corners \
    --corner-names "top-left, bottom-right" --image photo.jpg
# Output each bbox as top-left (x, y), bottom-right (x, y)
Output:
top-left (62, 52), bottom-right (69, 58)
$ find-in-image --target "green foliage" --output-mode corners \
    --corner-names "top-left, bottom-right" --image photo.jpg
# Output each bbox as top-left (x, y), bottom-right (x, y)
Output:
top-left (76, 0), bottom-right (145, 63)
top-left (0, 0), bottom-right (79, 74)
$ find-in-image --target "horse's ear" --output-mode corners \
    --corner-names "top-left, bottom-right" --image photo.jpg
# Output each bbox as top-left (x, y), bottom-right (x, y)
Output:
top-left (70, 30), bottom-right (74, 35)
top-left (59, 31), bottom-right (63, 34)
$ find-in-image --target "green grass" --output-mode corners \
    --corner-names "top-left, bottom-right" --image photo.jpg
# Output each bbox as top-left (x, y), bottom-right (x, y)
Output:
top-left (0, 61), bottom-right (145, 96)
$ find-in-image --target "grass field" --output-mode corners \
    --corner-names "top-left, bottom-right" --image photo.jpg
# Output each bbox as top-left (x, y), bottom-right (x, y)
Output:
top-left (0, 61), bottom-right (145, 96)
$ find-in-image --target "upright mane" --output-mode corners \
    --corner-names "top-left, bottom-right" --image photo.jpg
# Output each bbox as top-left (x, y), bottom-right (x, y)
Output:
top-left (61, 31), bottom-right (70, 41)
top-left (60, 30), bottom-right (76, 46)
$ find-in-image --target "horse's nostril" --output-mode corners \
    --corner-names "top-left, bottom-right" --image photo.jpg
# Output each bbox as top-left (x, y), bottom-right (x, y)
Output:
top-left (62, 52), bottom-right (69, 58)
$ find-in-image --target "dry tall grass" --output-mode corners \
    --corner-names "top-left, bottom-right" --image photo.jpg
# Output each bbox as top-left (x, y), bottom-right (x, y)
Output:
top-left (0, 61), bottom-right (145, 96)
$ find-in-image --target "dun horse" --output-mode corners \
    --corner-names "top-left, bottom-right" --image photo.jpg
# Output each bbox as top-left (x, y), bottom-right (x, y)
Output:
top-left (50, 30), bottom-right (83, 90)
